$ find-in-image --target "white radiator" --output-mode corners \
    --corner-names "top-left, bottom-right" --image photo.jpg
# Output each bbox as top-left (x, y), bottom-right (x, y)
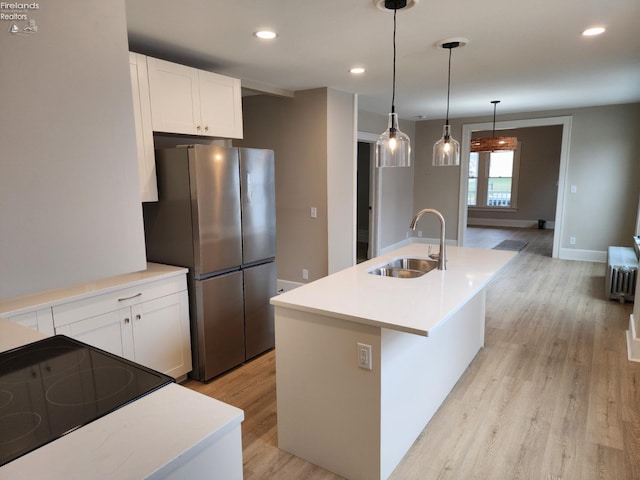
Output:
top-left (606, 246), bottom-right (638, 303)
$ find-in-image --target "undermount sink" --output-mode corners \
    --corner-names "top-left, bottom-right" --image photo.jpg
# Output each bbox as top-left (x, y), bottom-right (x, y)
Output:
top-left (385, 257), bottom-right (438, 273)
top-left (368, 257), bottom-right (438, 278)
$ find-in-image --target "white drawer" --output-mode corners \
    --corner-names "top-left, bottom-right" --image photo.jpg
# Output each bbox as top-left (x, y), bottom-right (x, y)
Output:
top-left (53, 275), bottom-right (186, 327)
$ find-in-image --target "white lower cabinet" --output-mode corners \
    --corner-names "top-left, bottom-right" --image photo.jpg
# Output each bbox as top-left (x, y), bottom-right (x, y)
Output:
top-left (1, 265), bottom-right (192, 379)
top-left (56, 308), bottom-right (134, 359)
top-left (130, 292), bottom-right (190, 376)
top-left (55, 290), bottom-right (190, 379)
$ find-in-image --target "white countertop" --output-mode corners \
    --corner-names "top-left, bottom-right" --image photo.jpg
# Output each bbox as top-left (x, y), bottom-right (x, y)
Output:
top-left (271, 243), bottom-right (516, 336)
top-left (0, 318), bottom-right (244, 479)
top-left (0, 263), bottom-right (188, 317)
top-left (0, 316), bottom-right (47, 350)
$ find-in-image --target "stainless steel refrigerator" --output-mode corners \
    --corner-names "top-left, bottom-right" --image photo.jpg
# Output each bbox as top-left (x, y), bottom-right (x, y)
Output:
top-left (142, 145), bottom-right (276, 381)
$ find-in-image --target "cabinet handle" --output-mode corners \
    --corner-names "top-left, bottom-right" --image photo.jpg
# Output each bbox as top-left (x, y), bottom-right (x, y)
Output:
top-left (197, 125), bottom-right (201, 131)
top-left (117, 292), bottom-right (142, 302)
top-left (136, 314), bottom-right (141, 321)
top-left (124, 317), bottom-right (130, 324)
top-left (204, 125), bottom-right (209, 133)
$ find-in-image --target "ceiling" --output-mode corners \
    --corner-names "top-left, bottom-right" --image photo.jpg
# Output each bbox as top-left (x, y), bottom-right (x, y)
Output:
top-left (125, 0), bottom-right (640, 121)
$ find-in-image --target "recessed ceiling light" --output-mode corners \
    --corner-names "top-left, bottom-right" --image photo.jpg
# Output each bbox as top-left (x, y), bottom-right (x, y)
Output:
top-left (350, 67), bottom-right (366, 74)
top-left (582, 26), bottom-right (606, 36)
top-left (254, 30), bottom-right (277, 40)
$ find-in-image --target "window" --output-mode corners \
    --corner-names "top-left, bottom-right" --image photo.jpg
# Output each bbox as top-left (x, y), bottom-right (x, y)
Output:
top-left (467, 146), bottom-right (520, 209)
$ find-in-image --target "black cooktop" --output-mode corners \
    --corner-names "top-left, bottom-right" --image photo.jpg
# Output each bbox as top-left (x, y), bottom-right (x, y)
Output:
top-left (0, 335), bottom-right (174, 467)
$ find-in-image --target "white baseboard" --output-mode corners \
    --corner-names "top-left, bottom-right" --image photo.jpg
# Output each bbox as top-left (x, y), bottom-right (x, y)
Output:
top-left (559, 247), bottom-right (607, 263)
top-left (467, 218), bottom-right (555, 229)
top-left (627, 314), bottom-right (640, 362)
top-left (277, 279), bottom-right (304, 294)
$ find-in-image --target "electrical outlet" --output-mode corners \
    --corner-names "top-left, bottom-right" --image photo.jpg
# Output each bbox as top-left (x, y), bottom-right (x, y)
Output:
top-left (357, 343), bottom-right (372, 370)
top-left (310, 207), bottom-right (317, 219)
top-left (302, 269), bottom-right (309, 280)
top-left (418, 230), bottom-right (423, 238)
top-left (569, 236), bottom-right (576, 245)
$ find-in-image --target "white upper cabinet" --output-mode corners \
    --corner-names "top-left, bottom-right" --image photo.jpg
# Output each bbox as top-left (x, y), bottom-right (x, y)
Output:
top-left (129, 52), bottom-right (158, 202)
top-left (146, 56), bottom-right (243, 139)
top-left (198, 70), bottom-right (243, 139)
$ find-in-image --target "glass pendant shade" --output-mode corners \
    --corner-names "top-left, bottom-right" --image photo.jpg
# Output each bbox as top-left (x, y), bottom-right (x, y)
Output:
top-left (376, 112), bottom-right (411, 167)
top-left (432, 124), bottom-right (460, 166)
top-left (432, 40), bottom-right (463, 167)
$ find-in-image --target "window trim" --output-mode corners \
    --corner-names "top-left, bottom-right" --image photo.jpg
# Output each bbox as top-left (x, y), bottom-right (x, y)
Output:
top-left (467, 142), bottom-right (521, 210)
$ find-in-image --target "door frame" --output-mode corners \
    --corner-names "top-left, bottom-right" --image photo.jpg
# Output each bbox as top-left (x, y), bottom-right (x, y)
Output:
top-left (458, 116), bottom-right (573, 259)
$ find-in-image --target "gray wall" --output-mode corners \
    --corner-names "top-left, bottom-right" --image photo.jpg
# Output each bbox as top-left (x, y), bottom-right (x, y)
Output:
top-left (412, 103), bottom-right (640, 253)
top-left (563, 103), bottom-right (639, 251)
top-left (467, 125), bottom-right (562, 225)
top-left (239, 89), bottom-right (330, 283)
top-left (0, 0), bottom-right (146, 299)
top-left (358, 110), bottom-right (416, 252)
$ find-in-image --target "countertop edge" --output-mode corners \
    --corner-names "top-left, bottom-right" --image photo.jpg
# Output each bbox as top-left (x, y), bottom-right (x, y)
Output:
top-left (272, 300), bottom-right (430, 336)
top-left (271, 245), bottom-right (517, 336)
top-left (0, 322), bottom-right (244, 480)
top-left (0, 263), bottom-right (188, 317)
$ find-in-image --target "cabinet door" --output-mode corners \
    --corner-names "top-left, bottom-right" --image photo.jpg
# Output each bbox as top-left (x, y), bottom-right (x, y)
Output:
top-left (55, 309), bottom-right (134, 360)
top-left (129, 52), bottom-right (158, 202)
top-left (198, 70), bottom-right (243, 139)
top-left (131, 291), bottom-right (192, 378)
top-left (147, 57), bottom-right (200, 135)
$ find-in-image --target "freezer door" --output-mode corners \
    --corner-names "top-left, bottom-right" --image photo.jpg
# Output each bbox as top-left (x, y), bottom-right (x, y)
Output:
top-left (190, 145), bottom-right (242, 276)
top-left (244, 262), bottom-right (276, 360)
top-left (193, 271), bottom-right (245, 381)
top-left (240, 148), bottom-right (276, 264)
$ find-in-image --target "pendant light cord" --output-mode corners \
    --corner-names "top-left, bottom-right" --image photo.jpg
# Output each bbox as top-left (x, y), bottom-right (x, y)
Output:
top-left (445, 46), bottom-right (452, 125)
top-left (492, 101), bottom-right (498, 137)
top-left (391, 8), bottom-right (397, 114)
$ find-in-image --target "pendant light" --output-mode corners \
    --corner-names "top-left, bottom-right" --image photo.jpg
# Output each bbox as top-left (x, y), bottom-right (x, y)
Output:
top-left (376, 0), bottom-right (411, 168)
top-left (432, 40), bottom-right (464, 167)
top-left (470, 100), bottom-right (518, 152)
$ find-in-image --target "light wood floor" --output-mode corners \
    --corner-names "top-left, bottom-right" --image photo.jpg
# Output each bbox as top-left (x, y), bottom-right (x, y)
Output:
top-left (184, 227), bottom-right (640, 479)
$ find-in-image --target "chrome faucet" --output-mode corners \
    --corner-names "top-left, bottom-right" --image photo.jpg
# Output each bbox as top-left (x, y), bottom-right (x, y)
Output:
top-left (409, 208), bottom-right (446, 270)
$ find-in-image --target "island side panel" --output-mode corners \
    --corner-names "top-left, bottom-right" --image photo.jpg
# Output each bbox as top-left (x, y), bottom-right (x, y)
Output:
top-left (380, 289), bottom-right (486, 478)
top-left (275, 307), bottom-right (383, 480)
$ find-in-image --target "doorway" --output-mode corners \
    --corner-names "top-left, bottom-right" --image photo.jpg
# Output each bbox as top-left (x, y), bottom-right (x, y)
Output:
top-left (356, 141), bottom-right (371, 263)
top-left (356, 132), bottom-right (380, 263)
top-left (458, 116), bottom-right (573, 259)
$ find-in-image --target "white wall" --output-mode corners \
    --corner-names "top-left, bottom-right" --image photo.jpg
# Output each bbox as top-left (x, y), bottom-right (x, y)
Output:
top-left (0, 0), bottom-right (146, 299)
top-left (327, 89), bottom-right (357, 274)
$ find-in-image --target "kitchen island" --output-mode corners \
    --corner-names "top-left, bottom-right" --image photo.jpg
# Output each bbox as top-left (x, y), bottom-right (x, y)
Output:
top-left (271, 243), bottom-right (516, 480)
top-left (0, 318), bottom-right (244, 480)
